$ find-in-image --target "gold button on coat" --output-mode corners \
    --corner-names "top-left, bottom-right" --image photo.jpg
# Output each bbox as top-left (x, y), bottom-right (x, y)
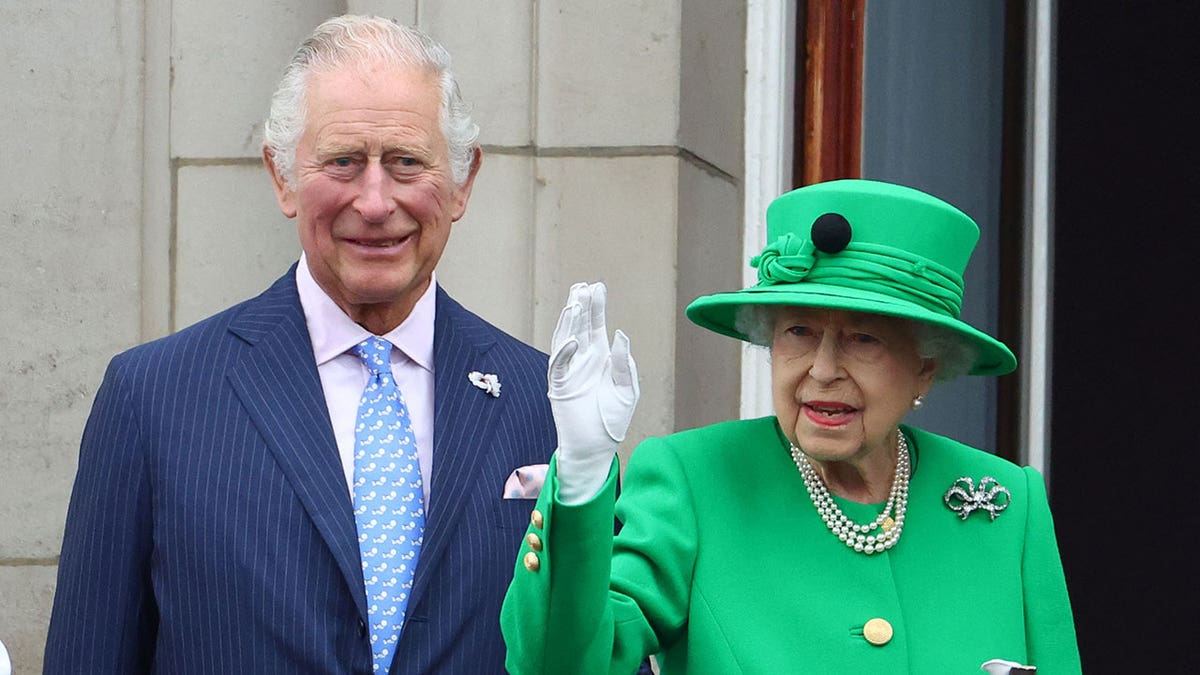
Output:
top-left (530, 509), bottom-right (544, 528)
top-left (863, 618), bottom-right (893, 646)
top-left (526, 533), bottom-right (543, 551)
top-left (523, 551), bottom-right (540, 572)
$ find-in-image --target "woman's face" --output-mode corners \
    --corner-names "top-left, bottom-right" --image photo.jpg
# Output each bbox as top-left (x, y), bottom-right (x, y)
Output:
top-left (771, 307), bottom-right (936, 466)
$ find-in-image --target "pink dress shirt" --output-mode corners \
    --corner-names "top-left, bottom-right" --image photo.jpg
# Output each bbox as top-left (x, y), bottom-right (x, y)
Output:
top-left (295, 255), bottom-right (435, 508)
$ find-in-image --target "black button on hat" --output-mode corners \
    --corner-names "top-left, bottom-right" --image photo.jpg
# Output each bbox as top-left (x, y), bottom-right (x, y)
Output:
top-left (811, 213), bottom-right (852, 253)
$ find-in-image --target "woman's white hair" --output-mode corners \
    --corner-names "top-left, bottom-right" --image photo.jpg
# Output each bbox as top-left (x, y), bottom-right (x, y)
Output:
top-left (734, 304), bottom-right (978, 383)
top-left (263, 15), bottom-right (479, 188)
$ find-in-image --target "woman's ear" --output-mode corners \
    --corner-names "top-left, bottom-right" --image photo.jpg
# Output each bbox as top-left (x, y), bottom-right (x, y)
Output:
top-left (918, 357), bottom-right (938, 391)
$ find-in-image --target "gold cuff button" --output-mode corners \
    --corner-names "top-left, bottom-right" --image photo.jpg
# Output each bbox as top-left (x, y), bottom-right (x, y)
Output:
top-left (526, 533), bottom-right (543, 551)
top-left (863, 618), bottom-right (893, 646)
top-left (523, 551), bottom-right (541, 572)
top-left (530, 509), bottom-right (544, 528)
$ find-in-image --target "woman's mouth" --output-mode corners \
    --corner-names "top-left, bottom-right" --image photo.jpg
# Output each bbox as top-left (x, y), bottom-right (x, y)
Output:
top-left (803, 401), bottom-right (857, 427)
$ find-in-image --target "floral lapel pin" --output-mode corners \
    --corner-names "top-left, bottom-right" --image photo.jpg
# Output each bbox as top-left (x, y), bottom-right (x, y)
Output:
top-left (944, 476), bottom-right (1011, 521)
top-left (468, 371), bottom-right (501, 398)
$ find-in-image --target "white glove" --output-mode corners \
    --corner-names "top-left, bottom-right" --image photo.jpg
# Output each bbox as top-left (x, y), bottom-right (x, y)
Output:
top-left (549, 281), bottom-right (640, 504)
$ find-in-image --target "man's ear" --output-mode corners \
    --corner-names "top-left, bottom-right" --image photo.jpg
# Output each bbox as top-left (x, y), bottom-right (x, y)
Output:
top-left (449, 146), bottom-right (483, 222)
top-left (263, 146), bottom-right (297, 218)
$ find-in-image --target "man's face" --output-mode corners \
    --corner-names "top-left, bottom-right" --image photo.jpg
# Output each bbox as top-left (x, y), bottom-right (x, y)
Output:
top-left (267, 60), bottom-right (479, 332)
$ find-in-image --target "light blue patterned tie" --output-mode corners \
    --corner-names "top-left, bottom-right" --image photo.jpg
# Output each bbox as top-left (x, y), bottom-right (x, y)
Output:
top-left (352, 337), bottom-right (425, 673)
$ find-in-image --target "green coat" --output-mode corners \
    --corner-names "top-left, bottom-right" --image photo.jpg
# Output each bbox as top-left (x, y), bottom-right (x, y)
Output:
top-left (501, 418), bottom-right (1081, 674)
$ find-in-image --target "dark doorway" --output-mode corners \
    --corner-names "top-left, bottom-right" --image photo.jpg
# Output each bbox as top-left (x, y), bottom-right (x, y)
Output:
top-left (1052, 2), bottom-right (1200, 671)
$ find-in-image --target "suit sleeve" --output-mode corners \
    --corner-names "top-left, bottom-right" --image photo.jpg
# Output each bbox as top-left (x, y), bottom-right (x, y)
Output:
top-left (1020, 466), bottom-right (1082, 674)
top-left (44, 357), bottom-right (157, 673)
top-left (501, 438), bottom-right (697, 675)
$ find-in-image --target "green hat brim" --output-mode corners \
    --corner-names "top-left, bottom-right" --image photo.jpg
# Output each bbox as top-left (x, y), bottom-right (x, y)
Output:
top-left (685, 282), bottom-right (1016, 376)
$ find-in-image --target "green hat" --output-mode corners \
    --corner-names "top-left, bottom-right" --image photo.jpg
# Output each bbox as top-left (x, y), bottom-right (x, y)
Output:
top-left (685, 179), bottom-right (1016, 376)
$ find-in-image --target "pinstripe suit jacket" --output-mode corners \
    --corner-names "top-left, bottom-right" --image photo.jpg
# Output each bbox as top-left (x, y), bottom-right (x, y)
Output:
top-left (44, 268), bottom-right (557, 674)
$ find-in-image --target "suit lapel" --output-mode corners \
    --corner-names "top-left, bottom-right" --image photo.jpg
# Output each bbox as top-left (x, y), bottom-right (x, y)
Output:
top-left (225, 269), bottom-right (368, 622)
top-left (408, 288), bottom-right (503, 608)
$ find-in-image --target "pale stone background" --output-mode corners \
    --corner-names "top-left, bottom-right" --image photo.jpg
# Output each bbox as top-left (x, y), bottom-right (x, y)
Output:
top-left (0, 1), bottom-right (745, 670)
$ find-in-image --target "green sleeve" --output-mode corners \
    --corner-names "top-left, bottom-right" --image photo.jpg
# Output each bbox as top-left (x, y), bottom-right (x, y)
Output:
top-left (1021, 466), bottom-right (1083, 674)
top-left (501, 439), bottom-right (697, 674)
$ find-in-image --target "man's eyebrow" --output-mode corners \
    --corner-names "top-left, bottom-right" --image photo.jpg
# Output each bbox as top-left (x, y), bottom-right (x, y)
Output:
top-left (312, 141), bottom-right (431, 158)
top-left (314, 141), bottom-right (366, 154)
top-left (381, 142), bottom-right (431, 156)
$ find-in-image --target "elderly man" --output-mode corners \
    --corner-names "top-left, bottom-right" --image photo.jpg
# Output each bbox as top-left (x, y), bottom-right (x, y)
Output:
top-left (44, 16), bottom-right (555, 674)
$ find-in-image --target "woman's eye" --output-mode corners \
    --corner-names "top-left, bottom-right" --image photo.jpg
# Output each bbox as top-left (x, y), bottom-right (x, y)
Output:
top-left (843, 332), bottom-right (888, 360)
top-left (332, 157), bottom-right (354, 167)
top-left (786, 325), bottom-right (814, 337)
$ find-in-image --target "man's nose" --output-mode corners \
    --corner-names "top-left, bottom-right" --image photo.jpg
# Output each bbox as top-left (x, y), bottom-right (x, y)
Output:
top-left (353, 161), bottom-right (396, 223)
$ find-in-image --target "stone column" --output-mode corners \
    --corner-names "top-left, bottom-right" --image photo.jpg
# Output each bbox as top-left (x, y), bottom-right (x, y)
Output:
top-left (0, 3), bottom-right (145, 671)
top-left (0, 1), bottom-right (749, 668)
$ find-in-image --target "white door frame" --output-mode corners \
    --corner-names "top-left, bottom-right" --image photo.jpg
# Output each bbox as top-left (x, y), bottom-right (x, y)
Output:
top-left (740, 0), bottom-right (796, 420)
top-left (740, 0), bottom-right (1056, 481)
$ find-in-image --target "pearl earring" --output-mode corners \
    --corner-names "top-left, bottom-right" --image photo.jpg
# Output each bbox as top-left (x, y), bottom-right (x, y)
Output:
top-left (912, 395), bottom-right (925, 409)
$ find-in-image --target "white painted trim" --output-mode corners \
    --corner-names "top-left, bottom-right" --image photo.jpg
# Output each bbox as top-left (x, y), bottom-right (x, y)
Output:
top-left (1021, 0), bottom-right (1056, 480)
top-left (740, 0), bottom-right (796, 419)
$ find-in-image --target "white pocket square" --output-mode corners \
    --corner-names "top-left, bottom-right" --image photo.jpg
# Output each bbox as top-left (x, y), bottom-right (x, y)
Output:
top-left (503, 464), bottom-right (549, 499)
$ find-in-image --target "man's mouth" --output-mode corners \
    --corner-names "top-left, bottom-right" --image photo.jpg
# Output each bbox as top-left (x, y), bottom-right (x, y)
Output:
top-left (348, 235), bottom-right (410, 248)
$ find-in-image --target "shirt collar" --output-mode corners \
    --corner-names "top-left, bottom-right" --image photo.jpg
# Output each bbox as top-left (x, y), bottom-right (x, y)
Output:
top-left (295, 254), bottom-right (436, 372)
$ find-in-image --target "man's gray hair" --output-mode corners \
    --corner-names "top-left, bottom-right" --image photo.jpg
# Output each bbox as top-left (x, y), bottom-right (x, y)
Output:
top-left (734, 304), bottom-right (978, 383)
top-left (263, 15), bottom-right (479, 188)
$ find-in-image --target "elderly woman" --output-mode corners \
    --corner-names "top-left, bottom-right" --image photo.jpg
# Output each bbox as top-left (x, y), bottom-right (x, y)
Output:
top-left (501, 179), bottom-right (1080, 673)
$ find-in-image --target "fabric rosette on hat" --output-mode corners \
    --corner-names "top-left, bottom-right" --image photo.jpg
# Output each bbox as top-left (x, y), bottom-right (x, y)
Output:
top-left (686, 178), bottom-right (1016, 376)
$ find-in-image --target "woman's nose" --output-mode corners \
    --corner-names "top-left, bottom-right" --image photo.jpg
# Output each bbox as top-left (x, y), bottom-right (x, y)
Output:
top-left (808, 333), bottom-right (845, 382)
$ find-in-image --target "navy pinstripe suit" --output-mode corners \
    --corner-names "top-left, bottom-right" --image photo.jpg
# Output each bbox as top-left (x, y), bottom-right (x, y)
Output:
top-left (44, 268), bottom-right (557, 674)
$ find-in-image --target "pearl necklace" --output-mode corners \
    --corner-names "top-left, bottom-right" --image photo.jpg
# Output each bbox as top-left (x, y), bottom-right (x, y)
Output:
top-left (790, 433), bottom-right (911, 555)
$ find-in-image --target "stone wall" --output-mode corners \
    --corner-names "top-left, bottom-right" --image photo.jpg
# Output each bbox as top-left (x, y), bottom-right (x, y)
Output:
top-left (0, 1), bottom-right (744, 670)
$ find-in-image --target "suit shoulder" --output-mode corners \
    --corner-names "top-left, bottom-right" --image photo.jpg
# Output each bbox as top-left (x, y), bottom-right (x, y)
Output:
top-left (109, 299), bottom-right (245, 367)
top-left (485, 320), bottom-right (548, 363)
top-left (106, 272), bottom-right (295, 379)
top-left (435, 287), bottom-right (548, 364)
top-left (104, 314), bottom-right (223, 384)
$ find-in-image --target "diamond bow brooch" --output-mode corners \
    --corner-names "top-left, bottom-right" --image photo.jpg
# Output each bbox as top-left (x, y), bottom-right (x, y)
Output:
top-left (468, 371), bottom-right (501, 398)
top-left (944, 476), bottom-right (1011, 521)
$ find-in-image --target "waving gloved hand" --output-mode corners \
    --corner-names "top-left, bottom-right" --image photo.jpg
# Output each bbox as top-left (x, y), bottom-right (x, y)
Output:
top-left (548, 281), bottom-right (640, 504)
